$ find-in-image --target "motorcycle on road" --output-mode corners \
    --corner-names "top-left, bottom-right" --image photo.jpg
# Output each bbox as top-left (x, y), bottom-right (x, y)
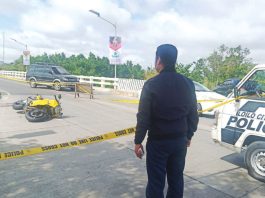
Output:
top-left (12, 95), bottom-right (63, 122)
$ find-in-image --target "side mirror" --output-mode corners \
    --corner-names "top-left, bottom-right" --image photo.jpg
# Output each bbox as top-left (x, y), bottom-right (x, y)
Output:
top-left (234, 87), bottom-right (240, 102)
top-left (49, 71), bottom-right (53, 75)
top-left (58, 94), bottom-right (62, 99)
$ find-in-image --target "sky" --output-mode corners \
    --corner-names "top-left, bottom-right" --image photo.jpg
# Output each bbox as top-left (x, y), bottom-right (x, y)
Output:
top-left (1, 0), bottom-right (265, 68)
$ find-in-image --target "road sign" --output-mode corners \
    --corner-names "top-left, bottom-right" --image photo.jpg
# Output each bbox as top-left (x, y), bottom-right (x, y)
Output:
top-left (109, 36), bottom-right (121, 65)
top-left (23, 50), bottom-right (30, 66)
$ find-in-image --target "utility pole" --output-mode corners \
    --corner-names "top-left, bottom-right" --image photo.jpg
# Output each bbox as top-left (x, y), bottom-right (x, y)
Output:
top-left (2, 32), bottom-right (5, 64)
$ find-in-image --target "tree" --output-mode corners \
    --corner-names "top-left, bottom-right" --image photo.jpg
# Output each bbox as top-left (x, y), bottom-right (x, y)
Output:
top-left (4, 44), bottom-right (254, 86)
top-left (144, 67), bottom-right (157, 80)
top-left (205, 45), bottom-right (254, 88)
top-left (7, 52), bottom-right (146, 79)
top-left (189, 58), bottom-right (208, 84)
top-left (175, 63), bottom-right (192, 78)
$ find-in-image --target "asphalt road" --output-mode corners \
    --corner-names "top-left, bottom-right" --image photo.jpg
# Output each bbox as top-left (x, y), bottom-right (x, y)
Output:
top-left (0, 78), bottom-right (58, 96)
top-left (0, 77), bottom-right (265, 198)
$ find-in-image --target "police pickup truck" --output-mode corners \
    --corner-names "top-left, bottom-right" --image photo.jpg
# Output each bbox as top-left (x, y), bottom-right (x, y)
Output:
top-left (212, 64), bottom-right (265, 182)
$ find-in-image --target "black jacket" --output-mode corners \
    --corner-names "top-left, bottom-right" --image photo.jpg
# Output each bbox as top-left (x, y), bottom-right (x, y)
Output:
top-left (134, 70), bottom-right (199, 144)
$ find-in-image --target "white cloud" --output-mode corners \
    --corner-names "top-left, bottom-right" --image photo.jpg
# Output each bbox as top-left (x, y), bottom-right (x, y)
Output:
top-left (1, 0), bottom-right (265, 67)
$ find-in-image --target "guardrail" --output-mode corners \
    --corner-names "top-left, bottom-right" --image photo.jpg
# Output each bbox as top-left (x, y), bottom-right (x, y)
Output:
top-left (76, 75), bottom-right (118, 89)
top-left (0, 70), bottom-right (26, 80)
top-left (0, 70), bottom-right (145, 95)
top-left (0, 71), bottom-right (118, 88)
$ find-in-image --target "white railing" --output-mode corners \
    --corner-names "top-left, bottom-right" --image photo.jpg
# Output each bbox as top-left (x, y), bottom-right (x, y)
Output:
top-left (0, 71), bottom-right (118, 88)
top-left (0, 70), bottom-right (26, 80)
top-left (0, 70), bottom-right (145, 95)
top-left (118, 78), bottom-right (145, 91)
top-left (76, 75), bottom-right (118, 89)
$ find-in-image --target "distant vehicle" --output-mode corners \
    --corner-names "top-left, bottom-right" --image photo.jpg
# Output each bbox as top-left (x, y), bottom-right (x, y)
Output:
top-left (138, 81), bottom-right (226, 116)
top-left (194, 81), bottom-right (227, 116)
top-left (26, 63), bottom-right (79, 91)
top-left (214, 78), bottom-right (240, 96)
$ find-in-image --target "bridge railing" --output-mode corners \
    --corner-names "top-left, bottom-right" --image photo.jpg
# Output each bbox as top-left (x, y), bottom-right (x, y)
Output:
top-left (0, 70), bottom-right (26, 79)
top-left (76, 75), bottom-right (118, 89)
top-left (0, 70), bottom-right (145, 96)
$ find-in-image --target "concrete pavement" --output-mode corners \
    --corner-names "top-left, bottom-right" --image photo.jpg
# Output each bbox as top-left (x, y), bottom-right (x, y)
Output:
top-left (0, 77), bottom-right (265, 198)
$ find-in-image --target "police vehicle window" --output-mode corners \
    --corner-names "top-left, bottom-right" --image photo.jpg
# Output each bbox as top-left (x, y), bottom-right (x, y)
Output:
top-left (239, 70), bottom-right (265, 101)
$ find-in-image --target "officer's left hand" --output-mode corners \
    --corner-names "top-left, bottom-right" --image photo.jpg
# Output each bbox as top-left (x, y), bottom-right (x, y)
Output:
top-left (135, 144), bottom-right (144, 159)
top-left (187, 140), bottom-right (191, 147)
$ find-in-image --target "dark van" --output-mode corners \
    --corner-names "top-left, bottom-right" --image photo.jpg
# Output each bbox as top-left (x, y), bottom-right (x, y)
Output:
top-left (26, 63), bottom-right (79, 91)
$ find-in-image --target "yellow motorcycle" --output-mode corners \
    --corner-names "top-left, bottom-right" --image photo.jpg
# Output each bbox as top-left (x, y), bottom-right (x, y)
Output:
top-left (24, 95), bottom-right (62, 122)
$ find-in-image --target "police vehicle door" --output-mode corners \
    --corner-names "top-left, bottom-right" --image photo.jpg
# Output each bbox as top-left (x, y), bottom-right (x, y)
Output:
top-left (220, 69), bottom-right (265, 146)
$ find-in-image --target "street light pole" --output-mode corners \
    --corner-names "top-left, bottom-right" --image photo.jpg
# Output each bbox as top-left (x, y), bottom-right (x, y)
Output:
top-left (2, 32), bottom-right (5, 64)
top-left (89, 10), bottom-right (117, 79)
top-left (10, 38), bottom-right (28, 50)
top-left (10, 38), bottom-right (29, 71)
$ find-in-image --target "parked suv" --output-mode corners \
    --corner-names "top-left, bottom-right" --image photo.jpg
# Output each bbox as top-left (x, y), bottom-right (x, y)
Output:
top-left (26, 63), bottom-right (79, 91)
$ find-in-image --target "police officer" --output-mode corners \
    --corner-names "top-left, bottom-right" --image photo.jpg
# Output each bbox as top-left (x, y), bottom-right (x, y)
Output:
top-left (134, 44), bottom-right (199, 198)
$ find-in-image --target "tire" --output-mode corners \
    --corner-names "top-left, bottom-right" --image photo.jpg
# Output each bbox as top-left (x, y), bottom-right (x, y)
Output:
top-left (53, 81), bottom-right (61, 91)
top-left (25, 108), bottom-right (49, 122)
top-left (245, 141), bottom-right (265, 182)
top-left (30, 79), bottom-right (37, 88)
top-left (197, 103), bottom-right (202, 116)
top-left (12, 100), bottom-right (26, 110)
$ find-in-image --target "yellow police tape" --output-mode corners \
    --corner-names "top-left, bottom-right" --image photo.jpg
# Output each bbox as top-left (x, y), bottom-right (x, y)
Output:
top-left (113, 98), bottom-right (247, 113)
top-left (198, 96), bottom-right (246, 113)
top-left (0, 75), bottom-right (226, 105)
top-left (113, 99), bottom-right (225, 105)
top-left (197, 99), bottom-right (225, 103)
top-left (0, 75), bottom-right (27, 83)
top-left (0, 127), bottom-right (136, 161)
top-left (2, 74), bottom-right (248, 114)
top-left (112, 99), bottom-right (139, 104)
top-left (113, 99), bottom-right (228, 113)
top-left (0, 96), bottom-right (248, 161)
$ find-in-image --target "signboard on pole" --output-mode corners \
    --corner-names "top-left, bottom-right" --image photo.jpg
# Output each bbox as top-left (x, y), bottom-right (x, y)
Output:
top-left (109, 36), bottom-right (121, 65)
top-left (23, 50), bottom-right (30, 66)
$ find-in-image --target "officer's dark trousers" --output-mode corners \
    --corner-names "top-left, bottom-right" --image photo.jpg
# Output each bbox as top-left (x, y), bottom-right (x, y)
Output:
top-left (146, 138), bottom-right (187, 198)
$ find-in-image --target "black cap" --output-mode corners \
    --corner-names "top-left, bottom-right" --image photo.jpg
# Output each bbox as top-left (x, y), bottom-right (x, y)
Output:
top-left (156, 44), bottom-right (178, 71)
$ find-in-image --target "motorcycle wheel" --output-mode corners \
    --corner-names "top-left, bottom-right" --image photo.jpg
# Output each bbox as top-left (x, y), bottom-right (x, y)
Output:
top-left (25, 108), bottom-right (49, 122)
top-left (12, 100), bottom-right (26, 110)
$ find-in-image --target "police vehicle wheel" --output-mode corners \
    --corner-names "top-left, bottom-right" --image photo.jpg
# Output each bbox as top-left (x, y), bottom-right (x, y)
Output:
top-left (245, 141), bottom-right (265, 182)
top-left (53, 82), bottom-right (61, 91)
top-left (197, 103), bottom-right (202, 116)
top-left (30, 79), bottom-right (37, 88)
